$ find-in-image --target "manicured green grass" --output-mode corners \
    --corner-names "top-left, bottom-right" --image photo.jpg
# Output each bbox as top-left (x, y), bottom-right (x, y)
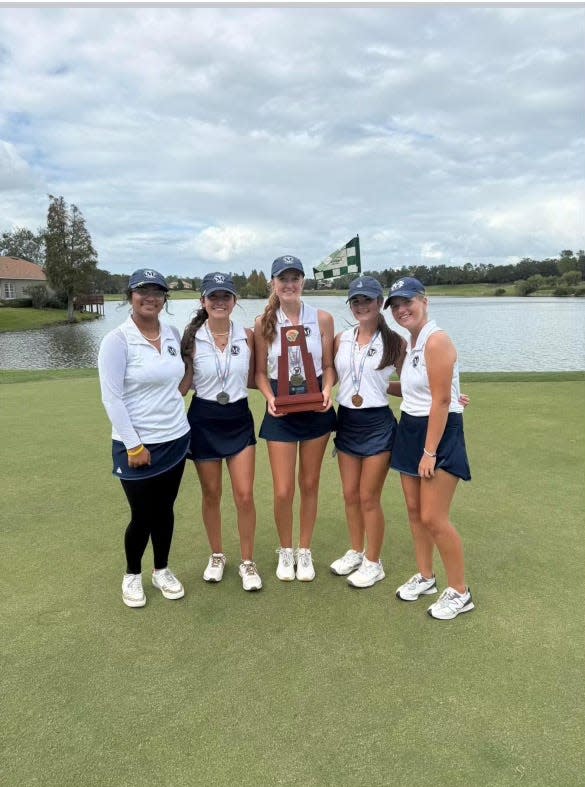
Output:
top-left (0, 307), bottom-right (98, 332)
top-left (1, 374), bottom-right (583, 786)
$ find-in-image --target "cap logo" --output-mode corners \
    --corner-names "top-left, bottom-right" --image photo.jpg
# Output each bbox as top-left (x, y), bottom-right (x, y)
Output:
top-left (282, 256), bottom-right (295, 264)
top-left (213, 274), bottom-right (226, 284)
top-left (357, 281), bottom-right (363, 288)
top-left (144, 270), bottom-right (157, 279)
top-left (391, 279), bottom-right (404, 291)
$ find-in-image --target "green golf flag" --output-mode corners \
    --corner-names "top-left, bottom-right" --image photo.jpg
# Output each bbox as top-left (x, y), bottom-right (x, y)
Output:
top-left (312, 235), bottom-right (361, 280)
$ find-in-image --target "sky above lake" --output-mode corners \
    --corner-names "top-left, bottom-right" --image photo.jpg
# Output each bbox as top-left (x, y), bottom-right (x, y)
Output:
top-left (0, 4), bottom-right (583, 278)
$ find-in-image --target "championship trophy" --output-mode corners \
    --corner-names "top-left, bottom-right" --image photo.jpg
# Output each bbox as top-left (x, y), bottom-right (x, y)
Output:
top-left (273, 325), bottom-right (325, 415)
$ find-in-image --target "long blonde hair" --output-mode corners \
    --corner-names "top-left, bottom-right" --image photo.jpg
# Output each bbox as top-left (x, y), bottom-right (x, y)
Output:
top-left (259, 291), bottom-right (281, 343)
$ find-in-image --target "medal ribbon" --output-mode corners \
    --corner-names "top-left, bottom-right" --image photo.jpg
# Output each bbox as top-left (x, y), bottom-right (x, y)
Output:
top-left (205, 321), bottom-right (233, 394)
top-left (351, 328), bottom-right (379, 399)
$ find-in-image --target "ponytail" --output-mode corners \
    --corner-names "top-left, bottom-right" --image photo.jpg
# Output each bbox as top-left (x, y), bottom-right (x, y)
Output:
top-left (260, 290), bottom-right (281, 343)
top-left (181, 306), bottom-right (208, 359)
top-left (376, 312), bottom-right (403, 370)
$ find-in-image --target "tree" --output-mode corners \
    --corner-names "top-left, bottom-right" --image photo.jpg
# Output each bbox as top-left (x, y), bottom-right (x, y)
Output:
top-left (1, 226), bottom-right (46, 266)
top-left (44, 195), bottom-right (98, 322)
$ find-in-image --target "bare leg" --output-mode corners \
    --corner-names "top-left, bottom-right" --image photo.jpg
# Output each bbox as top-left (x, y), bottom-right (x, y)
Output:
top-left (400, 474), bottom-right (435, 579)
top-left (337, 451), bottom-right (365, 552)
top-left (359, 452), bottom-right (390, 562)
top-left (226, 445), bottom-right (256, 561)
top-left (266, 441), bottom-right (298, 548)
top-left (194, 460), bottom-right (223, 554)
top-left (298, 433), bottom-right (331, 548)
top-left (419, 470), bottom-right (466, 593)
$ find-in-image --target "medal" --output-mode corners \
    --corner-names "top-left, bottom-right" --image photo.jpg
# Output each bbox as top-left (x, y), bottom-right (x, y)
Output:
top-left (351, 394), bottom-right (364, 407)
top-left (216, 391), bottom-right (230, 405)
top-left (205, 321), bottom-right (233, 405)
top-left (350, 328), bottom-right (380, 409)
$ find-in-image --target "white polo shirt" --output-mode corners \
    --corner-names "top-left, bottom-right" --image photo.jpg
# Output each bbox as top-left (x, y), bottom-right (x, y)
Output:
top-left (335, 328), bottom-right (395, 408)
top-left (399, 320), bottom-right (464, 416)
top-left (98, 316), bottom-right (190, 448)
top-left (190, 322), bottom-right (250, 402)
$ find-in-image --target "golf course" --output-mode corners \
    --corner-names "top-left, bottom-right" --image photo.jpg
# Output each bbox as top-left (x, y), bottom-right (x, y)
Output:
top-left (1, 370), bottom-right (583, 786)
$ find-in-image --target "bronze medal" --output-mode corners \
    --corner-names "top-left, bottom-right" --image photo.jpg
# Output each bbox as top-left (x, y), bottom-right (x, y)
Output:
top-left (351, 394), bottom-right (364, 408)
top-left (216, 391), bottom-right (230, 405)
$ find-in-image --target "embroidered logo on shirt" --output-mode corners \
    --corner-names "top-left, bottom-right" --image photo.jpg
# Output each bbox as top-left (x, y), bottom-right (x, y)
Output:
top-left (304, 326), bottom-right (311, 337)
top-left (412, 355), bottom-right (420, 367)
top-left (231, 345), bottom-right (241, 355)
top-left (367, 348), bottom-right (377, 357)
top-left (168, 346), bottom-right (177, 356)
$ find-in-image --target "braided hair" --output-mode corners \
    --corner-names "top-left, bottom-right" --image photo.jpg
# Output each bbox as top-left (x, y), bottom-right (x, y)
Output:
top-left (181, 306), bottom-right (208, 360)
top-left (259, 290), bottom-right (281, 343)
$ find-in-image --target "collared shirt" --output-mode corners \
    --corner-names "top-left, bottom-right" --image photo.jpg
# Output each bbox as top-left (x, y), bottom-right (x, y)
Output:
top-left (190, 322), bottom-right (250, 402)
top-left (98, 315), bottom-right (190, 448)
top-left (335, 328), bottom-right (395, 408)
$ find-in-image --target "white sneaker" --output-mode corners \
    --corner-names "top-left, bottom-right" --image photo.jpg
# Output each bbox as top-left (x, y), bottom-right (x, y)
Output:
top-left (395, 572), bottom-right (438, 601)
top-left (276, 548), bottom-right (295, 581)
top-left (122, 573), bottom-right (146, 608)
top-left (347, 557), bottom-right (385, 588)
top-left (330, 549), bottom-right (364, 576)
top-left (427, 587), bottom-right (475, 620)
top-left (239, 560), bottom-right (262, 591)
top-left (203, 553), bottom-right (226, 583)
top-left (151, 567), bottom-right (184, 600)
top-left (295, 548), bottom-right (315, 582)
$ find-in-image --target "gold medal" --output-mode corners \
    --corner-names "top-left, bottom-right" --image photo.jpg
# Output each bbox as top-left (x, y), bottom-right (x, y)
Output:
top-left (351, 394), bottom-right (363, 407)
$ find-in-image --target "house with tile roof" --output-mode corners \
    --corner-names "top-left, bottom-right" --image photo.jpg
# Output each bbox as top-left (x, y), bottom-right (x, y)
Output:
top-left (0, 256), bottom-right (47, 300)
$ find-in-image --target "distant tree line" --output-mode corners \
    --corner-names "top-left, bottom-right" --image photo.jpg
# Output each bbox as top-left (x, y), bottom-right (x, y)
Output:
top-left (2, 214), bottom-right (584, 300)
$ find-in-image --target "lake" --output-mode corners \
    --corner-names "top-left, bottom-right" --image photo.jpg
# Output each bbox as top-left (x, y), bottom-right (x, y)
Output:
top-left (1, 296), bottom-right (584, 372)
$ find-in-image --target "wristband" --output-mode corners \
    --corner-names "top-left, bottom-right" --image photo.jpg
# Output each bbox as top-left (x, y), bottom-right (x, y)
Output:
top-left (127, 445), bottom-right (145, 457)
top-left (423, 448), bottom-right (437, 458)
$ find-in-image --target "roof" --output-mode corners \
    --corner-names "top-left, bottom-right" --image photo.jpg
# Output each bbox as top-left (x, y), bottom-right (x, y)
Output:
top-left (0, 256), bottom-right (47, 281)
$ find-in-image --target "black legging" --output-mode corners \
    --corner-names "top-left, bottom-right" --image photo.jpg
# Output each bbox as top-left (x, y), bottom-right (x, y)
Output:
top-left (120, 459), bottom-right (186, 575)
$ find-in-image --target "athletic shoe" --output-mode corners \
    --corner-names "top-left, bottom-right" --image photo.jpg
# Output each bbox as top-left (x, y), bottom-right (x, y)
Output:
top-left (295, 548), bottom-right (315, 582)
top-left (347, 557), bottom-right (385, 588)
top-left (276, 548), bottom-right (295, 581)
top-left (427, 587), bottom-right (475, 620)
top-left (395, 572), bottom-right (438, 601)
top-left (203, 553), bottom-right (226, 583)
top-left (122, 573), bottom-right (146, 608)
top-left (330, 549), bottom-right (364, 576)
top-left (151, 567), bottom-right (185, 600)
top-left (239, 561), bottom-right (263, 591)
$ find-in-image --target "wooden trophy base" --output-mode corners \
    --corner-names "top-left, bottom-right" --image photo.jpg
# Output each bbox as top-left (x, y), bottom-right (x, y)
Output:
top-left (273, 324), bottom-right (325, 415)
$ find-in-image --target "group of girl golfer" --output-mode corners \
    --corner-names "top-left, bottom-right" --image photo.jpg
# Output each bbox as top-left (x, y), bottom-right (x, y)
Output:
top-left (98, 255), bottom-right (474, 621)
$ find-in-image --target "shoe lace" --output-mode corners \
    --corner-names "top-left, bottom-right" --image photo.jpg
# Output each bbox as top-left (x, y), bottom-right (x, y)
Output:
top-left (210, 554), bottom-right (224, 568)
top-left (127, 574), bottom-right (142, 592)
top-left (298, 550), bottom-right (312, 568)
top-left (277, 549), bottom-right (293, 567)
top-left (435, 588), bottom-right (461, 610)
top-left (242, 561), bottom-right (257, 575)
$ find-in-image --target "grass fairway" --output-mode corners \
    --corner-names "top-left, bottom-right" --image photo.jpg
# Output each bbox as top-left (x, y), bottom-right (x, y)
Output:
top-left (1, 373), bottom-right (583, 786)
top-left (0, 308), bottom-right (98, 332)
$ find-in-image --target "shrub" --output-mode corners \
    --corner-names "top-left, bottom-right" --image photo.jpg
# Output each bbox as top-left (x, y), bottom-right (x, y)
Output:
top-left (24, 285), bottom-right (51, 309)
top-left (0, 297), bottom-right (32, 308)
top-left (553, 286), bottom-right (572, 297)
top-left (494, 288), bottom-right (506, 296)
top-left (573, 284), bottom-right (585, 297)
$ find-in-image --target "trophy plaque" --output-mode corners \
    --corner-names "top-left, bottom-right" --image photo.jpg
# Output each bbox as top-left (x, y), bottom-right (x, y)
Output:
top-left (274, 325), bottom-right (325, 415)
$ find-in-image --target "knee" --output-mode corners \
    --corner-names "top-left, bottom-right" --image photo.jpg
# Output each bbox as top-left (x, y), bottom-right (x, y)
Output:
top-left (274, 487), bottom-right (294, 507)
top-left (359, 492), bottom-right (380, 513)
top-left (342, 487), bottom-right (360, 507)
top-left (234, 490), bottom-right (255, 512)
top-left (298, 476), bottom-right (319, 498)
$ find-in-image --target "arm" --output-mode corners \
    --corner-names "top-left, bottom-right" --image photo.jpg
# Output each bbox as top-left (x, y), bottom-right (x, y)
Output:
top-left (178, 355), bottom-right (194, 397)
top-left (245, 327), bottom-right (257, 389)
top-left (97, 331), bottom-right (150, 467)
top-left (387, 340), bottom-right (407, 397)
top-left (419, 332), bottom-right (456, 479)
top-left (318, 309), bottom-right (336, 411)
top-left (253, 316), bottom-right (280, 416)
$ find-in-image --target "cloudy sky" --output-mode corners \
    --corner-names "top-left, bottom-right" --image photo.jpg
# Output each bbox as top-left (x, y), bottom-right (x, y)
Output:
top-left (0, 4), bottom-right (583, 279)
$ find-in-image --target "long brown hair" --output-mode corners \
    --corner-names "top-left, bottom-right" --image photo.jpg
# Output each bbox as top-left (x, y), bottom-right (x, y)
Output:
top-left (181, 306), bottom-right (208, 359)
top-left (376, 311), bottom-right (403, 370)
top-left (259, 291), bottom-right (281, 343)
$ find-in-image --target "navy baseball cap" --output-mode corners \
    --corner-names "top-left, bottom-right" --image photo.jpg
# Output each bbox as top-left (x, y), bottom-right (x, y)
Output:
top-left (128, 268), bottom-right (169, 291)
top-left (271, 255), bottom-right (305, 278)
top-left (384, 276), bottom-right (426, 308)
top-left (347, 276), bottom-right (383, 302)
top-left (201, 272), bottom-right (238, 297)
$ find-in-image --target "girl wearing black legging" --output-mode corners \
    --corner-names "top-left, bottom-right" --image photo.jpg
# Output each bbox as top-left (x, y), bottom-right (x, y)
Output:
top-left (98, 268), bottom-right (191, 608)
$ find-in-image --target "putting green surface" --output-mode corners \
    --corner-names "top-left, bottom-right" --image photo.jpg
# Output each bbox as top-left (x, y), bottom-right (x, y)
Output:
top-left (1, 374), bottom-right (583, 786)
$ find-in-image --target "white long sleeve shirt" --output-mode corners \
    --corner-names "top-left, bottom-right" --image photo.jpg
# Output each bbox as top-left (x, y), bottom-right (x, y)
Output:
top-left (98, 316), bottom-right (190, 448)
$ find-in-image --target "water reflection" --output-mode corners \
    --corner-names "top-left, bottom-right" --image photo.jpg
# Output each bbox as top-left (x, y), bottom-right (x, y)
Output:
top-left (1, 297), bottom-right (584, 372)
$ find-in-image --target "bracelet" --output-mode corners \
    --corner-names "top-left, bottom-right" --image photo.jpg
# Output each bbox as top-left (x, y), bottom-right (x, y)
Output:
top-left (127, 445), bottom-right (145, 457)
top-left (423, 448), bottom-right (437, 458)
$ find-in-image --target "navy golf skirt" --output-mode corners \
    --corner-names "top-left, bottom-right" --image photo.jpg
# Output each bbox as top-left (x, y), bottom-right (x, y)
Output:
top-left (111, 431), bottom-right (190, 481)
top-left (390, 411), bottom-right (471, 481)
top-left (259, 378), bottom-right (337, 443)
top-left (334, 405), bottom-right (397, 458)
top-left (187, 396), bottom-right (256, 461)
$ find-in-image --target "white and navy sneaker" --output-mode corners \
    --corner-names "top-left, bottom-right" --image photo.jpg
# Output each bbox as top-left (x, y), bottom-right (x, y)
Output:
top-left (347, 557), bottom-right (385, 588)
top-left (276, 548), bottom-right (295, 581)
top-left (395, 572), bottom-right (438, 601)
top-left (122, 573), bottom-right (146, 608)
top-left (427, 587), bottom-right (474, 620)
top-left (330, 549), bottom-right (364, 576)
top-left (239, 560), bottom-right (262, 591)
top-left (151, 567), bottom-right (185, 600)
top-left (295, 548), bottom-right (315, 582)
top-left (203, 553), bottom-right (226, 583)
